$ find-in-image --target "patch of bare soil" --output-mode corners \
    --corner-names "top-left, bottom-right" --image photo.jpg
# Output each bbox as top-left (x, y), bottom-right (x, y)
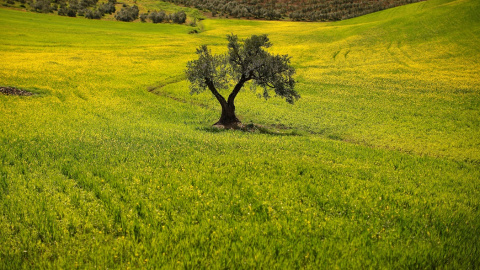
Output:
top-left (0, 86), bottom-right (34, 96)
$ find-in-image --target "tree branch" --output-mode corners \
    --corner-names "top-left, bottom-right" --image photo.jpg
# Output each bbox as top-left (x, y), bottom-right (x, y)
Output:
top-left (227, 76), bottom-right (249, 105)
top-left (205, 78), bottom-right (227, 108)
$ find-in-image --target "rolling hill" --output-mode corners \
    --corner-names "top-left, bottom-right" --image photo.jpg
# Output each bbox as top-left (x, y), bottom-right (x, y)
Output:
top-left (0, 0), bottom-right (479, 268)
top-left (163, 0), bottom-right (424, 21)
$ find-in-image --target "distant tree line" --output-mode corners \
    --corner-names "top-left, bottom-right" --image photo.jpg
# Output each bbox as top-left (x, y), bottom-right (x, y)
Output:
top-left (112, 6), bottom-right (187, 23)
top-left (113, 7), bottom-right (187, 23)
top-left (8, 0), bottom-right (117, 19)
top-left (22, 0), bottom-right (116, 18)
top-left (139, 10), bottom-right (187, 24)
top-left (161, 0), bottom-right (423, 21)
top-left (5, 0), bottom-right (187, 24)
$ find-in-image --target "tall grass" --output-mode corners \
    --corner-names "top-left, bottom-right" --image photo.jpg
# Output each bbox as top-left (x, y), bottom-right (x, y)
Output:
top-left (1, 0), bottom-right (479, 268)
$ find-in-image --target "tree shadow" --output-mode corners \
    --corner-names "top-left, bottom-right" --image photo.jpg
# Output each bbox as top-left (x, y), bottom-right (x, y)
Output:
top-left (197, 123), bottom-right (306, 136)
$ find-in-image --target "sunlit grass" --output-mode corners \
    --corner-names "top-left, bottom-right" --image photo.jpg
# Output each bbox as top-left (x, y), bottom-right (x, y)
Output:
top-left (1, 0), bottom-right (479, 268)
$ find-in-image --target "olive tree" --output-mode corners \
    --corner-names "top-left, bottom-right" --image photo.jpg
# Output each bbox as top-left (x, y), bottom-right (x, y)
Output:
top-left (186, 34), bottom-right (299, 127)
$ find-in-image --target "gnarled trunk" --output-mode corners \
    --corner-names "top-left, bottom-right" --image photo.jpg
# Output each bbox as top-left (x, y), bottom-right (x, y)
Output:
top-left (206, 76), bottom-right (247, 128)
top-left (215, 102), bottom-right (240, 126)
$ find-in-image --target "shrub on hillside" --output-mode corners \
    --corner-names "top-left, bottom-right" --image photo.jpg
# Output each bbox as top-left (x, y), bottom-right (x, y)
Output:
top-left (57, 5), bottom-right (77, 16)
top-left (114, 5), bottom-right (139, 22)
top-left (85, 8), bottom-right (103, 19)
top-left (139, 12), bottom-right (148, 22)
top-left (171, 11), bottom-right (186, 24)
top-left (79, 0), bottom-right (97, 9)
top-left (31, 0), bottom-right (52, 13)
top-left (149, 10), bottom-right (167, 23)
top-left (76, 8), bottom-right (86, 16)
top-left (98, 2), bottom-right (115, 14)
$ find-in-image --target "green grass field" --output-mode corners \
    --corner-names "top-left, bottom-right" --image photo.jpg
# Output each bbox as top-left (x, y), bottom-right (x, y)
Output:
top-left (1, 0), bottom-right (479, 268)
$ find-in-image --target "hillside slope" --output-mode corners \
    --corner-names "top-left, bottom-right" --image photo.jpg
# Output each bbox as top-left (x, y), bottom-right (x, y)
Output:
top-left (1, 0), bottom-right (424, 22)
top-left (184, 0), bottom-right (480, 161)
top-left (164, 0), bottom-right (424, 21)
top-left (1, 0), bottom-right (479, 268)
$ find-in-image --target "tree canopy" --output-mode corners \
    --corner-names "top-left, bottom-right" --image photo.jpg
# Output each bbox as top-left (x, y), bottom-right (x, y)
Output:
top-left (186, 34), bottom-right (299, 127)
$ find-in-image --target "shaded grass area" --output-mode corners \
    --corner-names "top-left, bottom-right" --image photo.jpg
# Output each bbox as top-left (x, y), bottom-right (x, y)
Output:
top-left (1, 0), bottom-right (479, 268)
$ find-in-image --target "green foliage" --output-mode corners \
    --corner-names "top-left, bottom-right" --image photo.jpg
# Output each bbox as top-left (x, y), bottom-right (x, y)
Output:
top-left (227, 34), bottom-right (298, 103)
top-left (114, 4), bottom-right (138, 22)
top-left (186, 34), bottom-right (298, 125)
top-left (84, 8), bottom-right (103, 19)
top-left (186, 34), bottom-right (298, 104)
top-left (145, 10), bottom-right (189, 24)
top-left (186, 45), bottom-right (230, 95)
top-left (148, 10), bottom-right (167, 23)
top-left (139, 12), bottom-right (147, 22)
top-left (171, 10), bottom-right (186, 24)
top-left (31, 0), bottom-right (52, 13)
top-left (98, 2), bottom-right (114, 14)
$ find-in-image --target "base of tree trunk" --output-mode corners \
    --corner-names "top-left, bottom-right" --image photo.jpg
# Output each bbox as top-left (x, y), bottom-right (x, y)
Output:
top-left (212, 120), bottom-right (243, 130)
top-left (213, 109), bottom-right (242, 129)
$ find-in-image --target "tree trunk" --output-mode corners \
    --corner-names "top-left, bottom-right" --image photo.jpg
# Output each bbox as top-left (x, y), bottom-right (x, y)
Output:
top-left (215, 102), bottom-right (240, 127)
top-left (206, 77), bottom-right (248, 128)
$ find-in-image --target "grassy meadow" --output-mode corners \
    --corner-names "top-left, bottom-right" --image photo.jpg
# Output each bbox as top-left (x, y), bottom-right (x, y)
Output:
top-left (1, 0), bottom-right (480, 268)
